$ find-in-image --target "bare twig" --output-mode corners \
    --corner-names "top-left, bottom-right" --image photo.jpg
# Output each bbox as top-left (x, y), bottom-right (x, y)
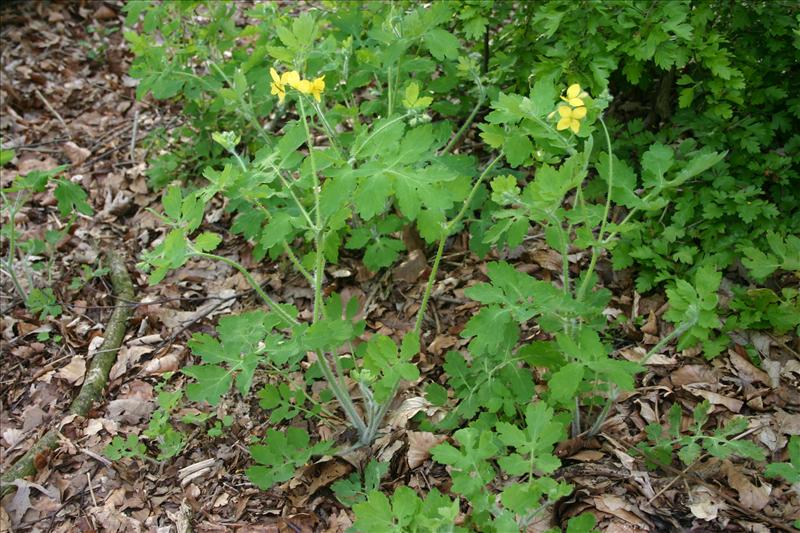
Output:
top-left (129, 108), bottom-right (140, 161)
top-left (34, 89), bottom-right (71, 139)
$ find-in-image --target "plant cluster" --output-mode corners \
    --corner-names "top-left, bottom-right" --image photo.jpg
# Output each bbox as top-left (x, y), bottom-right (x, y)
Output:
top-left (1, 153), bottom-right (94, 320)
top-left (115, 1), bottom-right (799, 531)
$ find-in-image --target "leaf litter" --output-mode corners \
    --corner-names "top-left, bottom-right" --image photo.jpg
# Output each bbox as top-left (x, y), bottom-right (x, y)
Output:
top-left (0, 1), bottom-right (798, 532)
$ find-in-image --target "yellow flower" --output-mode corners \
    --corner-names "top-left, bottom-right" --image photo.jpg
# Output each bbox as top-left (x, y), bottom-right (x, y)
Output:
top-left (270, 67), bottom-right (286, 103)
top-left (556, 104), bottom-right (587, 134)
top-left (309, 76), bottom-right (325, 102)
top-left (293, 78), bottom-right (313, 94)
top-left (270, 68), bottom-right (302, 104)
top-left (282, 70), bottom-right (300, 88)
top-left (560, 83), bottom-right (588, 107)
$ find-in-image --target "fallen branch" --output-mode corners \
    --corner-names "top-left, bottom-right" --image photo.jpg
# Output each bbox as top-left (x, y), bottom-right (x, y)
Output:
top-left (1, 250), bottom-right (135, 497)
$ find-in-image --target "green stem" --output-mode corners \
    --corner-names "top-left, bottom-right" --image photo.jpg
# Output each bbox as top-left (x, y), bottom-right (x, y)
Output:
top-left (208, 61), bottom-right (273, 148)
top-left (415, 154), bottom-right (502, 334)
top-left (298, 97), bottom-right (325, 323)
top-left (441, 73), bottom-right (485, 155)
top-left (576, 118), bottom-right (613, 302)
top-left (414, 236), bottom-right (446, 335)
top-left (229, 152), bottom-right (315, 285)
top-left (314, 349), bottom-right (368, 436)
top-left (311, 101), bottom-right (344, 159)
top-left (192, 252), bottom-right (298, 327)
top-left (360, 155), bottom-right (502, 444)
top-left (387, 65), bottom-right (393, 117)
top-left (527, 114), bottom-right (578, 156)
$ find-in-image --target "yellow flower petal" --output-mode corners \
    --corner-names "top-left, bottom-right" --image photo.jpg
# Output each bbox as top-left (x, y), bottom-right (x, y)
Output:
top-left (570, 119), bottom-right (580, 134)
top-left (295, 79), bottom-right (313, 94)
top-left (567, 83), bottom-right (581, 99)
top-left (283, 70), bottom-right (301, 87)
top-left (572, 106), bottom-right (587, 119)
top-left (310, 76), bottom-right (325, 102)
top-left (568, 97), bottom-right (584, 107)
top-left (271, 82), bottom-right (286, 103)
top-left (270, 67), bottom-right (281, 85)
top-left (557, 117), bottom-right (572, 131)
top-left (558, 105), bottom-right (573, 118)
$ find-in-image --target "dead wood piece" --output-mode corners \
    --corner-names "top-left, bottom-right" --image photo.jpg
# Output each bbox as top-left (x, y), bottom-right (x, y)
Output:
top-left (0, 251), bottom-right (135, 497)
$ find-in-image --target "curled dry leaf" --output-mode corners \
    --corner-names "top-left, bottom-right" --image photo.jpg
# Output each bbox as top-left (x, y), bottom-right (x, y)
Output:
top-left (620, 346), bottom-right (676, 365)
top-left (729, 349), bottom-right (772, 387)
top-left (57, 356), bottom-right (86, 385)
top-left (388, 396), bottom-right (444, 428)
top-left (688, 486), bottom-right (726, 521)
top-left (110, 344), bottom-right (154, 380)
top-left (62, 141), bottom-right (91, 165)
top-left (641, 311), bottom-right (659, 335)
top-left (142, 351), bottom-right (182, 375)
top-left (406, 431), bottom-right (447, 469)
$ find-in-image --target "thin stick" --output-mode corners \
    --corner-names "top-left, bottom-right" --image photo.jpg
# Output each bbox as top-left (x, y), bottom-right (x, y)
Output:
top-left (129, 108), bottom-right (140, 161)
top-left (35, 89), bottom-right (71, 139)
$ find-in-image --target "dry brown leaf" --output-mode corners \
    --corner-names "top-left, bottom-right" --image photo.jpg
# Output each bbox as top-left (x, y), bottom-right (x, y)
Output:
top-left (89, 504), bottom-right (143, 533)
top-left (17, 156), bottom-right (59, 175)
top-left (2, 428), bottom-right (25, 448)
top-left (321, 509), bottom-right (353, 533)
top-left (57, 356), bottom-right (86, 385)
top-left (687, 386), bottom-right (743, 413)
top-left (721, 460), bottom-right (771, 511)
top-left (62, 141), bottom-right (91, 165)
top-left (569, 450), bottom-right (605, 462)
top-left (688, 486), bottom-right (725, 520)
top-left (106, 399), bottom-right (155, 424)
top-left (406, 431), bottom-right (447, 469)
top-left (393, 249), bottom-right (427, 283)
top-left (671, 365), bottom-right (718, 388)
top-left (141, 351), bottom-right (181, 375)
top-left (532, 248), bottom-right (562, 272)
top-left (592, 494), bottom-right (650, 529)
top-left (427, 335), bottom-right (458, 356)
top-left (729, 349), bottom-right (772, 387)
top-left (620, 346), bottom-right (676, 365)
top-left (110, 344), bottom-right (154, 380)
top-left (641, 311), bottom-right (658, 335)
top-left (776, 409), bottom-right (800, 435)
top-left (84, 418), bottom-right (119, 437)
top-left (389, 396), bottom-right (443, 428)
top-left (291, 459), bottom-right (351, 507)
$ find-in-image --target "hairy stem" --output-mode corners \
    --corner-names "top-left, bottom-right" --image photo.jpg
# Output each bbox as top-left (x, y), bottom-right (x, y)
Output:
top-left (441, 72), bottom-right (486, 155)
top-left (576, 117), bottom-right (613, 302)
top-left (298, 97), bottom-right (325, 323)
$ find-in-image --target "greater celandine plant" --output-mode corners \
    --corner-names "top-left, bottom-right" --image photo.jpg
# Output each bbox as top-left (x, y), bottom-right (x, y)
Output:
top-left (140, 42), bottom-right (499, 479)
